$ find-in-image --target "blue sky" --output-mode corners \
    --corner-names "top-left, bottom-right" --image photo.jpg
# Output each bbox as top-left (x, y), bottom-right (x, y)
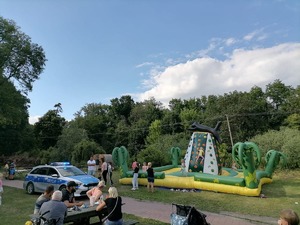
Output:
top-left (1, 0), bottom-right (299, 123)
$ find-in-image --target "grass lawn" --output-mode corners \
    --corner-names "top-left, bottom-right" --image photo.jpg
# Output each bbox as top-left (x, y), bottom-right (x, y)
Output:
top-left (114, 169), bottom-right (300, 218)
top-left (0, 186), bottom-right (168, 225)
top-left (1, 169), bottom-right (299, 224)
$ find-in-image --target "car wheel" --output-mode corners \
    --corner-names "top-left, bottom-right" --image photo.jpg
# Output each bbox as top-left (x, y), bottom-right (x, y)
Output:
top-left (26, 182), bottom-right (35, 194)
top-left (59, 185), bottom-right (66, 193)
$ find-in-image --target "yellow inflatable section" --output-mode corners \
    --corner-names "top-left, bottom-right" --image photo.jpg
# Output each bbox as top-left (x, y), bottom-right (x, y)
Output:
top-left (119, 168), bottom-right (272, 196)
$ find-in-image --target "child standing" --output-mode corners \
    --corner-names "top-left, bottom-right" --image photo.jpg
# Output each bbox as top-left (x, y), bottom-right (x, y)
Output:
top-left (108, 162), bottom-right (114, 186)
top-left (146, 162), bottom-right (154, 193)
top-left (0, 173), bottom-right (3, 205)
top-left (142, 162), bottom-right (148, 172)
top-left (180, 159), bottom-right (186, 176)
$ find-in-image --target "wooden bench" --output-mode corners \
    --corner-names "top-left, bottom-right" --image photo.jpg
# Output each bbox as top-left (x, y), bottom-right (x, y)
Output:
top-left (123, 219), bottom-right (139, 225)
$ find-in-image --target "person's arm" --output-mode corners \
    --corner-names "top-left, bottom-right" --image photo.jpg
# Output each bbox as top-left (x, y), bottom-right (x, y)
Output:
top-left (63, 200), bottom-right (83, 208)
top-left (96, 200), bottom-right (106, 211)
top-left (88, 160), bottom-right (96, 166)
top-left (86, 188), bottom-right (93, 198)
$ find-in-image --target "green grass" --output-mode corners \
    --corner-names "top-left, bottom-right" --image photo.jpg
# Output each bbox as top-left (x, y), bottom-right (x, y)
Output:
top-left (1, 185), bottom-right (168, 225)
top-left (112, 169), bottom-right (300, 218)
top-left (1, 168), bottom-right (299, 224)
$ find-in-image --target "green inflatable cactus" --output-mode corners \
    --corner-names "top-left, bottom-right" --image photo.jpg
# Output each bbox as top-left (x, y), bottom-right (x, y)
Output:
top-left (112, 146), bottom-right (129, 178)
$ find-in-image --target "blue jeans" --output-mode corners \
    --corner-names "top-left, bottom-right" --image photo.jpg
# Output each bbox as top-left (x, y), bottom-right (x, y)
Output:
top-left (88, 170), bottom-right (95, 175)
top-left (105, 219), bottom-right (123, 225)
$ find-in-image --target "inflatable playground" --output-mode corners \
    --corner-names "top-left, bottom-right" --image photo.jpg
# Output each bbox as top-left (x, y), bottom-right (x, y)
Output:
top-left (112, 122), bottom-right (286, 196)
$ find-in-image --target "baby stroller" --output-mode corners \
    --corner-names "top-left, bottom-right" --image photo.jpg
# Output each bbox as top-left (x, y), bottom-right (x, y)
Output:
top-left (170, 203), bottom-right (210, 225)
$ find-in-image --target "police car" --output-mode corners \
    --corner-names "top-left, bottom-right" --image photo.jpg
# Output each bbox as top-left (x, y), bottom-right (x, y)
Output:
top-left (23, 162), bottom-right (99, 197)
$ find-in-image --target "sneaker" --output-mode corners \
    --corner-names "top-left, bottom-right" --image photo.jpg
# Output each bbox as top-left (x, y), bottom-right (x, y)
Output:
top-left (131, 188), bottom-right (136, 191)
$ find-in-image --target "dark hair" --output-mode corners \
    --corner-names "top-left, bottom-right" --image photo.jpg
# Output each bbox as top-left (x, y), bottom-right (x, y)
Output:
top-left (45, 185), bottom-right (54, 193)
top-left (67, 181), bottom-right (77, 187)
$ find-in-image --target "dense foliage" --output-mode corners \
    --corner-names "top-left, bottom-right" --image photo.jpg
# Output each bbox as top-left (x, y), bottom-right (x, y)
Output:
top-left (0, 16), bottom-right (46, 157)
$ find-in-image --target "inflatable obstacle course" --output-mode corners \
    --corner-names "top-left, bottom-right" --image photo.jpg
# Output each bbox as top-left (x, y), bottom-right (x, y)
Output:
top-left (113, 122), bottom-right (285, 196)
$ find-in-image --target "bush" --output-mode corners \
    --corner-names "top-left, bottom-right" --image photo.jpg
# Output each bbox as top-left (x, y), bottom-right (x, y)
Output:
top-left (138, 133), bottom-right (189, 167)
top-left (282, 136), bottom-right (300, 169)
top-left (250, 127), bottom-right (300, 169)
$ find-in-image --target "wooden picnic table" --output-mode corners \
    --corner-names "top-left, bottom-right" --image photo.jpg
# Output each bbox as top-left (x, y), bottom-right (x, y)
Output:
top-left (30, 205), bottom-right (108, 225)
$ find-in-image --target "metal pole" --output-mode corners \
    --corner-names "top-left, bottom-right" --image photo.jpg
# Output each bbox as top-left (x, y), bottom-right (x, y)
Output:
top-left (226, 114), bottom-right (234, 148)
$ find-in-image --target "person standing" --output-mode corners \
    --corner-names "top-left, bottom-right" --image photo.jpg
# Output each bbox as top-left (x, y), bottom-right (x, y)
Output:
top-left (8, 161), bottom-right (15, 180)
top-left (142, 162), bottom-right (148, 172)
top-left (147, 162), bottom-right (155, 193)
top-left (101, 159), bottom-right (108, 185)
top-left (0, 173), bottom-right (3, 205)
top-left (39, 191), bottom-right (67, 225)
top-left (180, 159), bottom-right (187, 176)
top-left (33, 185), bottom-right (55, 214)
top-left (108, 162), bottom-right (114, 186)
top-left (131, 162), bottom-right (139, 190)
top-left (131, 159), bottom-right (137, 170)
top-left (87, 156), bottom-right (96, 176)
top-left (95, 156), bottom-right (100, 178)
top-left (4, 162), bottom-right (9, 180)
top-left (96, 187), bottom-right (123, 225)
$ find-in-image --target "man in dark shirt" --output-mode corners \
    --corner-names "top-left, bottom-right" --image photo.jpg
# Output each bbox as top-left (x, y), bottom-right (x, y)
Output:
top-left (61, 181), bottom-right (85, 225)
top-left (61, 181), bottom-right (84, 208)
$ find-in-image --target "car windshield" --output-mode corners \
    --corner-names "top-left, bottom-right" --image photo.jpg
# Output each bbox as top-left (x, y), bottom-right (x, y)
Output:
top-left (56, 166), bottom-right (86, 177)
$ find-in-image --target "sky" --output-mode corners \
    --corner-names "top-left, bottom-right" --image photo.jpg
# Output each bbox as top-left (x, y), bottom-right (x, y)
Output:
top-left (1, 0), bottom-right (300, 124)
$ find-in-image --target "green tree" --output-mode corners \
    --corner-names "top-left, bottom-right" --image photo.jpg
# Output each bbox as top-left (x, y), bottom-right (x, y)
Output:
top-left (128, 98), bottom-right (163, 155)
top-left (72, 139), bottom-right (105, 165)
top-left (74, 103), bottom-right (111, 150)
top-left (34, 106), bottom-right (66, 150)
top-left (0, 76), bottom-right (29, 155)
top-left (110, 95), bottom-right (134, 124)
top-left (179, 108), bottom-right (201, 132)
top-left (265, 80), bottom-right (294, 129)
top-left (284, 114), bottom-right (300, 130)
top-left (0, 16), bottom-right (46, 94)
top-left (138, 133), bottom-right (188, 167)
top-left (146, 119), bottom-right (162, 144)
top-left (54, 122), bottom-right (89, 161)
top-left (265, 79), bottom-right (293, 110)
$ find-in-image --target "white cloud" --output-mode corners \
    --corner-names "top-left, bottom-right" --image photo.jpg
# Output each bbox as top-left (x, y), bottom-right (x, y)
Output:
top-left (137, 43), bottom-right (300, 106)
top-left (243, 29), bottom-right (266, 41)
top-left (29, 115), bottom-right (40, 124)
top-left (135, 62), bottom-right (154, 68)
top-left (225, 38), bottom-right (237, 46)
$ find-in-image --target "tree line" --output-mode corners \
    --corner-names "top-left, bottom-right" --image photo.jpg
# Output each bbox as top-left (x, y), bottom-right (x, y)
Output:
top-left (1, 16), bottom-right (299, 169)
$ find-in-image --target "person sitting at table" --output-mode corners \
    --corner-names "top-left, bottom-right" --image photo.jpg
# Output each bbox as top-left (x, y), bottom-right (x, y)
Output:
top-left (39, 190), bottom-right (67, 225)
top-left (61, 181), bottom-right (84, 208)
top-left (96, 186), bottom-right (123, 225)
top-left (33, 185), bottom-right (54, 214)
top-left (87, 180), bottom-right (105, 206)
